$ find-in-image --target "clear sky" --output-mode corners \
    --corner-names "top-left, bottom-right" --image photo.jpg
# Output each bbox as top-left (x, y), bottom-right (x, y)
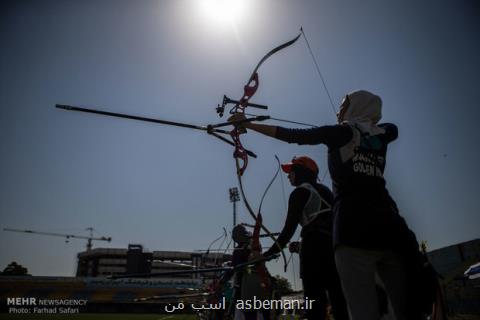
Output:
top-left (1, 0), bottom-right (479, 289)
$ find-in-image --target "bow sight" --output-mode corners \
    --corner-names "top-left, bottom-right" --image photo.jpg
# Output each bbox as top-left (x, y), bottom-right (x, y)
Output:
top-left (216, 95), bottom-right (268, 117)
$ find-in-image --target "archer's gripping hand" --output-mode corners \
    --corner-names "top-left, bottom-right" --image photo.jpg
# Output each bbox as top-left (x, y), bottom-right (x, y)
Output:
top-left (249, 250), bottom-right (263, 261)
top-left (289, 241), bottom-right (301, 254)
top-left (228, 113), bottom-right (249, 133)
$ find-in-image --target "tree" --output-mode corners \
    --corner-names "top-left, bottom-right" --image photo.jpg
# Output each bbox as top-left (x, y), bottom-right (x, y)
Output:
top-left (273, 275), bottom-right (294, 296)
top-left (1, 261), bottom-right (30, 276)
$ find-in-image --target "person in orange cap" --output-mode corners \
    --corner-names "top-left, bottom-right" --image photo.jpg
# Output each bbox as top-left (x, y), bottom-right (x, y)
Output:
top-left (262, 155), bottom-right (348, 320)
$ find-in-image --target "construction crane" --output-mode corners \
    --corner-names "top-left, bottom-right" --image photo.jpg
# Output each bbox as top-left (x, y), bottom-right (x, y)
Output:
top-left (3, 227), bottom-right (111, 251)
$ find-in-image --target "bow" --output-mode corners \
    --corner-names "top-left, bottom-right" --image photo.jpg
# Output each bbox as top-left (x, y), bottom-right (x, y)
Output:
top-left (55, 30), bottom-right (324, 281)
top-left (223, 34), bottom-right (301, 277)
top-left (217, 33), bottom-right (301, 176)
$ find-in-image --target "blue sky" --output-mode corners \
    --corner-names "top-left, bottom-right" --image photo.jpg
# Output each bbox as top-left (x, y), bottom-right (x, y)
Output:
top-left (1, 0), bottom-right (479, 288)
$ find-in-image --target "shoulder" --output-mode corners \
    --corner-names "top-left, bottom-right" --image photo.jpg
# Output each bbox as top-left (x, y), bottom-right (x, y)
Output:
top-left (314, 183), bottom-right (334, 202)
top-left (296, 183), bottom-right (332, 198)
top-left (316, 183), bottom-right (333, 194)
top-left (315, 124), bottom-right (353, 148)
top-left (289, 186), bottom-right (312, 206)
top-left (291, 187), bottom-right (310, 199)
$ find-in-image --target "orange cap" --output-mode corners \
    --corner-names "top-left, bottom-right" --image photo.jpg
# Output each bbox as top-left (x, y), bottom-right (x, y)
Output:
top-left (281, 156), bottom-right (319, 175)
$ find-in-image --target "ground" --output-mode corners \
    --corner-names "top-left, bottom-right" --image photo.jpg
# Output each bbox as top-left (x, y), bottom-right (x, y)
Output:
top-left (0, 313), bottom-right (478, 320)
top-left (0, 314), bottom-right (196, 320)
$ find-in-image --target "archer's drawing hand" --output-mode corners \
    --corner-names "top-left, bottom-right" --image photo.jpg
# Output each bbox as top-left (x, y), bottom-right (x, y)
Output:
top-left (288, 241), bottom-right (301, 254)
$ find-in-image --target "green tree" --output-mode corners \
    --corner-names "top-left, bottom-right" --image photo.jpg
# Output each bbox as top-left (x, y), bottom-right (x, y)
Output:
top-left (273, 275), bottom-right (294, 296)
top-left (1, 261), bottom-right (30, 276)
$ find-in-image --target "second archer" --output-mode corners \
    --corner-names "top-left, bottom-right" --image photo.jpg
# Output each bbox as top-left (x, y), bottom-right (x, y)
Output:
top-left (262, 156), bottom-right (348, 320)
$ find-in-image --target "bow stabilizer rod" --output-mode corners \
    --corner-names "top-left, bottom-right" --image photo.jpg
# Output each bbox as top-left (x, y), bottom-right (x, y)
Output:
top-left (56, 104), bottom-right (229, 133)
top-left (56, 104), bottom-right (268, 158)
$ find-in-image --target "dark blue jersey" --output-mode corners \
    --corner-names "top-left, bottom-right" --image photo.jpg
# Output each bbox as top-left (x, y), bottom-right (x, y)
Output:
top-left (276, 123), bottom-right (403, 249)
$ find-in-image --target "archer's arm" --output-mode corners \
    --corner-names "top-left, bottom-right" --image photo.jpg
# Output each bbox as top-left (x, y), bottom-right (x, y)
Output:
top-left (228, 114), bottom-right (352, 148)
top-left (263, 188), bottom-right (308, 257)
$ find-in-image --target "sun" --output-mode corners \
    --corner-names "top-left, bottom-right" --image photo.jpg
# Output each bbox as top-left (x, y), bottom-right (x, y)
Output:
top-left (198, 0), bottom-right (246, 25)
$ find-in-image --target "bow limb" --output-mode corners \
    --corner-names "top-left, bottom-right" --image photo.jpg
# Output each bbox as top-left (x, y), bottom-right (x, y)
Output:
top-left (257, 155), bottom-right (289, 272)
top-left (231, 33), bottom-right (302, 116)
top-left (250, 33), bottom-right (301, 78)
top-left (258, 155), bottom-right (281, 213)
top-left (234, 158), bottom-right (288, 273)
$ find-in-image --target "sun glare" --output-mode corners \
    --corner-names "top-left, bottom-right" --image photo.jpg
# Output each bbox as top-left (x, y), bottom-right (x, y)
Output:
top-left (198, 0), bottom-right (245, 25)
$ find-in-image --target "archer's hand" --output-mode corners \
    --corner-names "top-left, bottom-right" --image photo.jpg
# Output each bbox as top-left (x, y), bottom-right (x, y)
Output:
top-left (229, 113), bottom-right (277, 138)
top-left (228, 113), bottom-right (247, 123)
top-left (289, 241), bottom-right (301, 254)
top-left (249, 251), bottom-right (263, 261)
top-left (228, 113), bottom-right (250, 131)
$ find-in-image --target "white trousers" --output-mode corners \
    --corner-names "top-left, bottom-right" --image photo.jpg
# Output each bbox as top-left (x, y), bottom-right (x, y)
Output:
top-left (335, 246), bottom-right (408, 320)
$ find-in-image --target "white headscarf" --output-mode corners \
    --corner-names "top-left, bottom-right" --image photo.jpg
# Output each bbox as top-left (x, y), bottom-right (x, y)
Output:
top-left (342, 90), bottom-right (385, 136)
top-left (338, 90), bottom-right (385, 163)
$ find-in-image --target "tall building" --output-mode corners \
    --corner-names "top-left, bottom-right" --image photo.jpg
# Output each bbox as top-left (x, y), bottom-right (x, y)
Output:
top-left (76, 244), bottom-right (231, 279)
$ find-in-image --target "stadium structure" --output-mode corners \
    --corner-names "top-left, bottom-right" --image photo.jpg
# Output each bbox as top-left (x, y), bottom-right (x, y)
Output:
top-left (0, 244), bottom-right (231, 313)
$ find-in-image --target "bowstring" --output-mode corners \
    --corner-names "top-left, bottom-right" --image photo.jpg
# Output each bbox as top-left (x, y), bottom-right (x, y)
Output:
top-left (279, 166), bottom-right (289, 213)
top-left (301, 26), bottom-right (338, 183)
top-left (277, 154), bottom-right (301, 286)
top-left (300, 27), bottom-right (337, 116)
top-left (214, 228), bottom-right (228, 266)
